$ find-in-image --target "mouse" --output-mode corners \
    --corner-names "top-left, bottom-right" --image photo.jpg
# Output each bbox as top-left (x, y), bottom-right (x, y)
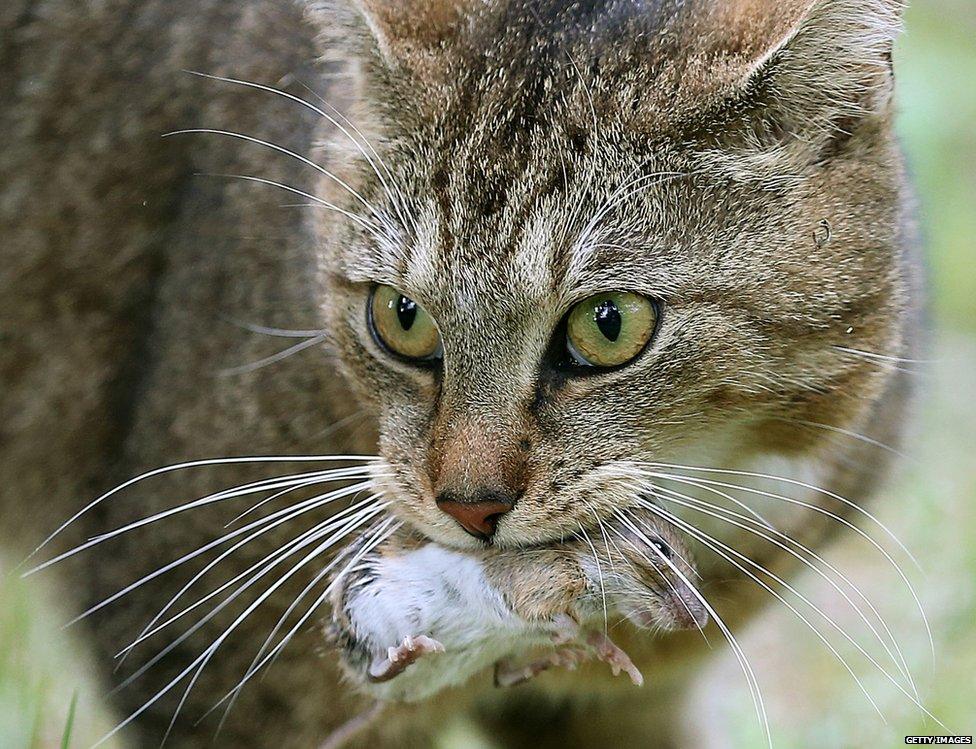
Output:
top-left (325, 505), bottom-right (707, 705)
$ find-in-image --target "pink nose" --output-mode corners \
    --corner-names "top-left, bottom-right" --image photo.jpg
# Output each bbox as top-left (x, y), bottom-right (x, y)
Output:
top-left (436, 493), bottom-right (514, 539)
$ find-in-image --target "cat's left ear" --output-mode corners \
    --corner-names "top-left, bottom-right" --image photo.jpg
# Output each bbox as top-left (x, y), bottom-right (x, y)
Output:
top-left (707, 0), bottom-right (904, 159)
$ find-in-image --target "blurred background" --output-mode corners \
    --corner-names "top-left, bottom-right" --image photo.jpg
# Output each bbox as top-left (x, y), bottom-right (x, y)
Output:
top-left (1, 0), bottom-right (974, 745)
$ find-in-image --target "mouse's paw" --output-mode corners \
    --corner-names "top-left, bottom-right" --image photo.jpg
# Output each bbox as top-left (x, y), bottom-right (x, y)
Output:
top-left (367, 634), bottom-right (445, 683)
top-left (493, 646), bottom-right (590, 688)
top-left (585, 631), bottom-right (644, 687)
top-left (548, 612), bottom-right (581, 645)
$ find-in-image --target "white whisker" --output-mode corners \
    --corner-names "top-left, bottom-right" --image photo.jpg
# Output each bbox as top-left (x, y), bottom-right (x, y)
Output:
top-left (218, 334), bottom-right (330, 377)
top-left (111, 499), bottom-right (387, 692)
top-left (184, 72), bottom-right (414, 237)
top-left (26, 454), bottom-right (377, 562)
top-left (225, 320), bottom-right (327, 338)
top-left (634, 497), bottom-right (947, 728)
top-left (632, 499), bottom-right (887, 722)
top-left (200, 173), bottom-right (384, 239)
top-left (34, 465), bottom-right (377, 576)
top-left (576, 521), bottom-right (609, 632)
top-left (114, 492), bottom-right (384, 664)
top-left (650, 482), bottom-right (918, 697)
top-left (609, 510), bottom-right (770, 749)
top-left (70, 479), bottom-right (378, 626)
top-left (206, 517), bottom-right (401, 729)
top-left (637, 463), bottom-right (933, 656)
top-left (164, 129), bottom-right (393, 231)
top-left (97, 503), bottom-right (391, 747)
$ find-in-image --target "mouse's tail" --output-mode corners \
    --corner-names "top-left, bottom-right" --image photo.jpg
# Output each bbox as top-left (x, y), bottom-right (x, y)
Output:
top-left (319, 701), bottom-right (386, 749)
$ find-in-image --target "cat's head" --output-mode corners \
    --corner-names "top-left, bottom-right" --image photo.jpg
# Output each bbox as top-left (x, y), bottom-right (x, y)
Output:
top-left (308, 0), bottom-right (909, 549)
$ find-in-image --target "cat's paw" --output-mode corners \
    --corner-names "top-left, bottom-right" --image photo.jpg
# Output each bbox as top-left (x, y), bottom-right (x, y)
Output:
top-left (585, 630), bottom-right (644, 686)
top-left (366, 635), bottom-right (445, 683)
top-left (493, 646), bottom-right (590, 688)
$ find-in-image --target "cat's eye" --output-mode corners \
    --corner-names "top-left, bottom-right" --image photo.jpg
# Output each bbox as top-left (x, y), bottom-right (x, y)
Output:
top-left (565, 292), bottom-right (657, 368)
top-left (368, 285), bottom-right (442, 362)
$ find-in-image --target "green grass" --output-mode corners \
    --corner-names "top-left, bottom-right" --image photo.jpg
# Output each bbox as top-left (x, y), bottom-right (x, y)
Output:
top-left (0, 564), bottom-right (117, 749)
top-left (897, 0), bottom-right (976, 333)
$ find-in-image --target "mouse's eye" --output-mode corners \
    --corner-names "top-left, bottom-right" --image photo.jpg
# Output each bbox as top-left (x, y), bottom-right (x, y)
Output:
top-left (368, 285), bottom-right (442, 362)
top-left (565, 292), bottom-right (658, 368)
top-left (650, 539), bottom-right (673, 559)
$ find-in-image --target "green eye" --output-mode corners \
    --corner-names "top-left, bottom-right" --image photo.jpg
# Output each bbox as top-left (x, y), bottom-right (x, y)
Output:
top-left (369, 285), bottom-right (442, 361)
top-left (566, 292), bottom-right (657, 368)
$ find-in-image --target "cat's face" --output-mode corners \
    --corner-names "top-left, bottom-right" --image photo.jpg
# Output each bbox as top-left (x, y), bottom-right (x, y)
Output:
top-left (313, 0), bottom-right (906, 549)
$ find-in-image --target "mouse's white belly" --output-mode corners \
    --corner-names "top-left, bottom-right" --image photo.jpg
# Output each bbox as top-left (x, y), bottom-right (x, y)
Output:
top-left (343, 544), bottom-right (551, 701)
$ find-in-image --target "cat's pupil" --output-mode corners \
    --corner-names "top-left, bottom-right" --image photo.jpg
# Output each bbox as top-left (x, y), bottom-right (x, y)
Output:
top-left (594, 300), bottom-right (622, 342)
top-left (397, 296), bottom-right (418, 331)
top-left (652, 540), bottom-right (672, 558)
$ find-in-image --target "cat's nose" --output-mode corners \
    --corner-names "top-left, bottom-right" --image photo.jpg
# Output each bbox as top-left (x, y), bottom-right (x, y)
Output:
top-left (435, 490), bottom-right (515, 540)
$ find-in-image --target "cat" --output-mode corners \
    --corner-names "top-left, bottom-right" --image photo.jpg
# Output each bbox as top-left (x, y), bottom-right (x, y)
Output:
top-left (0, 0), bottom-right (922, 746)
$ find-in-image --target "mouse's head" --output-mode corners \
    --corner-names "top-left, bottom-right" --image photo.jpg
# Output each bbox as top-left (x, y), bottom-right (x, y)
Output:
top-left (580, 507), bottom-right (707, 632)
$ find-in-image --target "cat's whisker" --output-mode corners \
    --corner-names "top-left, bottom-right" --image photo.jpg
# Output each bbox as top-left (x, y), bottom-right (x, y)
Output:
top-left (633, 496), bottom-right (946, 728)
top-left (249, 515), bottom-right (400, 676)
top-left (112, 498), bottom-right (387, 690)
top-left (589, 507), bottom-right (620, 575)
top-left (169, 508), bottom-right (393, 748)
top-left (209, 517), bottom-right (401, 729)
top-left (70, 479), bottom-right (379, 627)
top-left (164, 130), bottom-right (394, 235)
top-left (635, 460), bottom-right (922, 570)
top-left (609, 510), bottom-right (770, 749)
top-left (635, 462), bottom-right (934, 656)
top-left (224, 319), bottom-right (328, 339)
top-left (294, 80), bottom-right (420, 238)
top-left (614, 516), bottom-right (712, 649)
top-left (115, 493), bottom-right (386, 663)
top-left (617, 464), bottom-right (776, 533)
top-left (223, 480), bottom-right (321, 528)
top-left (576, 521), bottom-right (609, 633)
top-left (185, 71), bottom-right (413, 233)
top-left (648, 482), bottom-right (919, 698)
top-left (34, 465), bottom-right (377, 576)
top-left (608, 514), bottom-right (709, 643)
top-left (769, 416), bottom-right (909, 459)
top-left (27, 454), bottom-right (378, 562)
top-left (202, 173), bottom-right (385, 240)
top-left (630, 498), bottom-right (889, 723)
top-left (218, 334), bottom-right (331, 377)
top-left (98, 502), bottom-right (391, 747)
top-left (833, 345), bottom-right (936, 366)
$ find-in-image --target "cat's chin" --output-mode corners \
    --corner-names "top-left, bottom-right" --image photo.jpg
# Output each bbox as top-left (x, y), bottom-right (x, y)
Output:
top-left (407, 517), bottom-right (574, 552)
top-left (408, 519), bottom-right (494, 550)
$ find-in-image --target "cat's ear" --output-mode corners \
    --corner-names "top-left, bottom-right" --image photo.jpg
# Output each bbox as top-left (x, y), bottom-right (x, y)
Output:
top-left (349, 0), bottom-right (474, 66)
top-left (698, 0), bottom-right (904, 162)
top-left (308, 0), bottom-right (478, 74)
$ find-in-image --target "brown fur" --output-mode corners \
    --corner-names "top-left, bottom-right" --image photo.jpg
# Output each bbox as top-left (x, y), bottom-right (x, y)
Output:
top-left (1, 0), bottom-right (920, 747)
